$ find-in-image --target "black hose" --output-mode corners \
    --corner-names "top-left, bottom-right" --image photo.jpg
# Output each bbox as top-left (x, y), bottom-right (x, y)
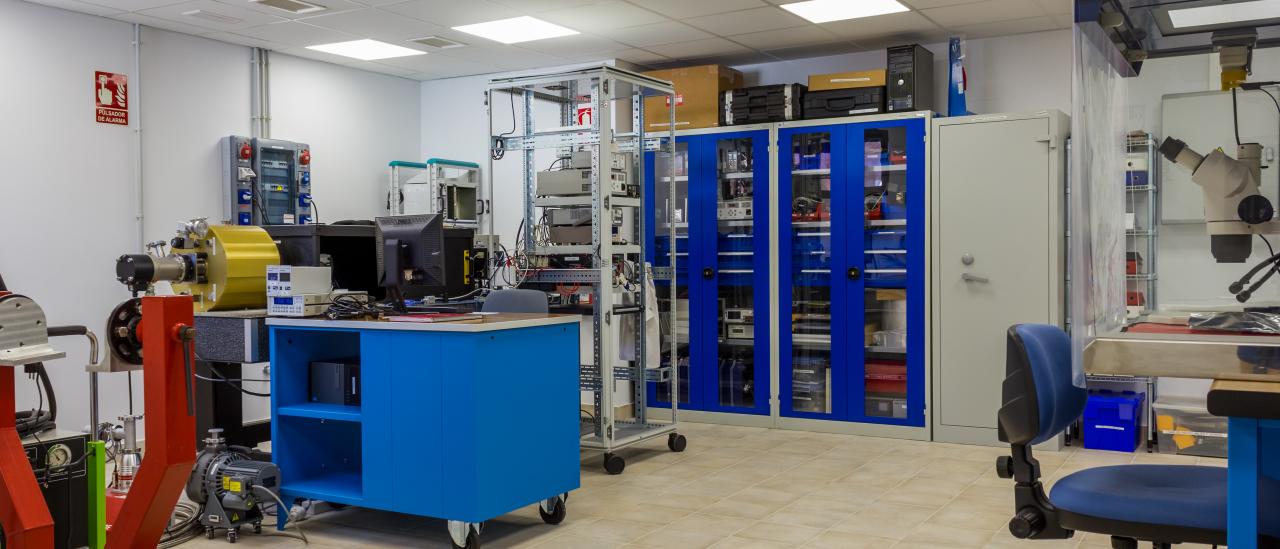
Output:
top-left (46, 325), bottom-right (87, 337)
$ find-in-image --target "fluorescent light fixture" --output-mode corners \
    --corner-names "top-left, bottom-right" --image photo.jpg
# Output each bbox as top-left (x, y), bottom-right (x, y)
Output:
top-left (306, 39), bottom-right (426, 61)
top-left (780, 0), bottom-right (908, 23)
top-left (1168, 0), bottom-right (1280, 28)
top-left (452, 16), bottom-right (578, 44)
top-left (252, 0), bottom-right (327, 15)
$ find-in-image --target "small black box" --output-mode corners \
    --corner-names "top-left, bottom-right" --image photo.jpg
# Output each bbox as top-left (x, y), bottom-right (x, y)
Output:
top-left (721, 84), bottom-right (806, 125)
top-left (309, 361), bottom-right (360, 406)
top-left (802, 87), bottom-right (885, 120)
top-left (887, 44), bottom-right (934, 113)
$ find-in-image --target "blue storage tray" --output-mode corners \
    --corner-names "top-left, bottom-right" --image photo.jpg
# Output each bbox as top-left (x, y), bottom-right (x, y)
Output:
top-left (1083, 390), bottom-right (1145, 452)
top-left (866, 230), bottom-right (907, 250)
top-left (719, 234), bottom-right (755, 252)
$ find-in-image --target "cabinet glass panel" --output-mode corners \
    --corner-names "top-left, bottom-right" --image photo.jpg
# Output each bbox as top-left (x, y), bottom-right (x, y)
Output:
top-left (714, 136), bottom-right (757, 409)
top-left (789, 131), bottom-right (835, 416)
top-left (654, 141), bottom-right (690, 405)
top-left (862, 126), bottom-right (909, 419)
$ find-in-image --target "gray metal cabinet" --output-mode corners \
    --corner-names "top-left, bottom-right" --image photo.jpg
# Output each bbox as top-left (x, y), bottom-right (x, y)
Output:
top-left (930, 111), bottom-right (1068, 446)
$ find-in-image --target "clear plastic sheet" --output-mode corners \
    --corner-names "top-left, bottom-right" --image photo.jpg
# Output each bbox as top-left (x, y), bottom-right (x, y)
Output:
top-left (1188, 311), bottom-right (1280, 334)
top-left (1069, 23), bottom-right (1129, 386)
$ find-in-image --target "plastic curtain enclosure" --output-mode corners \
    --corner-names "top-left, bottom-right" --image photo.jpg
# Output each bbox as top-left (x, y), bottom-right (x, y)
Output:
top-left (1069, 22), bottom-right (1129, 386)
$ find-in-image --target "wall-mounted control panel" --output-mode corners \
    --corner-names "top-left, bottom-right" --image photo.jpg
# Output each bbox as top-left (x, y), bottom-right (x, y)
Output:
top-left (222, 136), bottom-right (312, 226)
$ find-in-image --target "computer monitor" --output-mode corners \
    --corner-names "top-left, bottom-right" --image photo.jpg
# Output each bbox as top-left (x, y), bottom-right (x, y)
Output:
top-left (375, 214), bottom-right (445, 310)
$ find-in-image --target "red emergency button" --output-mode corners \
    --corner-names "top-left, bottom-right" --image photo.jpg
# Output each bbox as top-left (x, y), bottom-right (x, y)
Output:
top-left (239, 143), bottom-right (252, 160)
top-left (300, 149), bottom-right (311, 165)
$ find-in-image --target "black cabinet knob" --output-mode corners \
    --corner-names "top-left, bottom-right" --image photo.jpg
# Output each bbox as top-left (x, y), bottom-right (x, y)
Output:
top-left (847, 267), bottom-right (860, 280)
top-left (702, 268), bottom-right (714, 279)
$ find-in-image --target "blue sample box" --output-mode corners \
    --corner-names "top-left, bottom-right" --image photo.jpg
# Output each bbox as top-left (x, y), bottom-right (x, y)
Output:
top-left (1083, 390), bottom-right (1146, 452)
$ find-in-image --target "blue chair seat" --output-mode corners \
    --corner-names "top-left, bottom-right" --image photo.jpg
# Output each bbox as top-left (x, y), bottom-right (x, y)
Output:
top-left (1051, 464), bottom-right (1280, 540)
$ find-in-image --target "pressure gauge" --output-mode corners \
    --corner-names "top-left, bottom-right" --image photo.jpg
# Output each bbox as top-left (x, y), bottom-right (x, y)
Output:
top-left (46, 444), bottom-right (72, 469)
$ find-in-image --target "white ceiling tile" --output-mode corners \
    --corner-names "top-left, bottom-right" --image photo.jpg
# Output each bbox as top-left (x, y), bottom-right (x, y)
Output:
top-left (202, 30), bottom-right (281, 48)
top-left (684, 6), bottom-right (808, 35)
top-left (645, 36), bottom-right (750, 59)
top-left (299, 7), bottom-right (441, 40)
top-left (612, 47), bottom-right (670, 65)
top-left (898, 0), bottom-right (982, 8)
top-left (136, 0), bottom-right (285, 30)
top-left (348, 0), bottom-right (408, 6)
top-left (27, 0), bottom-right (126, 16)
top-left (921, 0), bottom-right (1047, 27)
top-left (277, 44), bottom-right (369, 64)
top-left (489, 0), bottom-right (599, 13)
top-left (517, 33), bottom-right (626, 56)
top-left (819, 10), bottom-right (941, 39)
top-left (228, 0), bottom-right (368, 21)
top-left (728, 24), bottom-right (838, 50)
top-left (374, 50), bottom-right (484, 73)
top-left (539, 1), bottom-right (666, 32)
top-left (74, 0), bottom-right (183, 11)
top-left (608, 21), bottom-right (710, 48)
top-left (379, 0), bottom-right (515, 27)
top-left (114, 11), bottom-right (235, 33)
top-left (949, 15), bottom-right (1063, 39)
top-left (623, 0), bottom-right (767, 18)
top-left (232, 20), bottom-right (355, 45)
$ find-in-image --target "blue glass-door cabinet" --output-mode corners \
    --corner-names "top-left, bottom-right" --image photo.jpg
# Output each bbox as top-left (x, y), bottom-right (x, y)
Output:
top-left (647, 129), bottom-right (771, 416)
top-left (778, 117), bottom-right (927, 428)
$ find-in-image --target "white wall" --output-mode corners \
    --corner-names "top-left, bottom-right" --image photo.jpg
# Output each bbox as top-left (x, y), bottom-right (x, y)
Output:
top-left (0, 0), bottom-right (141, 432)
top-left (2, 1), bottom-right (422, 432)
top-left (271, 54), bottom-right (422, 224)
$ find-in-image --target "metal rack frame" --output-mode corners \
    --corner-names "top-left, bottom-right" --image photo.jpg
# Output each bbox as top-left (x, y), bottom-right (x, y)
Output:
top-left (486, 66), bottom-right (682, 474)
top-left (1125, 132), bottom-right (1159, 311)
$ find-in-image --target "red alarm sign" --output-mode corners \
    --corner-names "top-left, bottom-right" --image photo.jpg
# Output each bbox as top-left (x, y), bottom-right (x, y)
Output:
top-left (95, 71), bottom-right (128, 126)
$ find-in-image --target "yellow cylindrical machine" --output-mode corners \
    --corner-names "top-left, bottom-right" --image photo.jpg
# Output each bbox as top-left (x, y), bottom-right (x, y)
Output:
top-left (173, 225), bottom-right (280, 312)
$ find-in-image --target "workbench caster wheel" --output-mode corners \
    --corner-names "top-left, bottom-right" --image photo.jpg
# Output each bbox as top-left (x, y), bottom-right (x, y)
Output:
top-left (227, 528), bottom-right (239, 544)
top-left (205, 527), bottom-right (216, 540)
top-left (448, 520), bottom-right (482, 549)
top-left (538, 494), bottom-right (568, 525)
top-left (253, 522), bottom-right (262, 534)
top-left (667, 433), bottom-right (687, 453)
top-left (603, 452), bottom-right (625, 475)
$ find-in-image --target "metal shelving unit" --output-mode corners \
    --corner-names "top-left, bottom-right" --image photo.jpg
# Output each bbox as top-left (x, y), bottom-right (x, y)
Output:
top-left (487, 66), bottom-right (683, 475)
top-left (1125, 131), bottom-right (1159, 312)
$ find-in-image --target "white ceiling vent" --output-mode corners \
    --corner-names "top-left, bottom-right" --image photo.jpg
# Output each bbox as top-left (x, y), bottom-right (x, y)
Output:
top-left (410, 36), bottom-right (467, 49)
top-left (182, 9), bottom-right (244, 24)
top-left (251, 0), bottom-right (327, 15)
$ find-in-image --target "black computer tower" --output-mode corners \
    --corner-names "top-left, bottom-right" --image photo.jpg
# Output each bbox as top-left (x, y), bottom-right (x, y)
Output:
top-left (24, 431), bottom-right (88, 549)
top-left (887, 44), bottom-right (934, 113)
top-left (310, 361), bottom-right (360, 406)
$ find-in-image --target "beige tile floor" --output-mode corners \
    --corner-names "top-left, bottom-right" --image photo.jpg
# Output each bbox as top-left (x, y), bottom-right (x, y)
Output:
top-left (181, 422), bottom-right (1225, 549)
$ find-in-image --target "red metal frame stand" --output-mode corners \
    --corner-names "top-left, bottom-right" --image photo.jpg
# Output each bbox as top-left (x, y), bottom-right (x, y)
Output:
top-left (0, 355), bottom-right (56, 549)
top-left (106, 296), bottom-right (196, 549)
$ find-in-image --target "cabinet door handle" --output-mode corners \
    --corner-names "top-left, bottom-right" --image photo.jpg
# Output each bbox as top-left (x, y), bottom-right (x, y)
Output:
top-left (848, 267), bottom-right (861, 280)
top-left (962, 273), bottom-right (990, 284)
top-left (703, 267), bottom-right (714, 279)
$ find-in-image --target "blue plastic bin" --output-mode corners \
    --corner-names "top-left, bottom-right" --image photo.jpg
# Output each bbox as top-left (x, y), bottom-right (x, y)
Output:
top-left (1083, 390), bottom-right (1145, 452)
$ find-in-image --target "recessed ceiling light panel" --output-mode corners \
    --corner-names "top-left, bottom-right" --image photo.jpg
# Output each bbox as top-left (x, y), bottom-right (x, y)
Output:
top-left (780, 0), bottom-right (909, 24)
top-left (307, 39), bottom-right (427, 61)
top-left (452, 16), bottom-right (578, 44)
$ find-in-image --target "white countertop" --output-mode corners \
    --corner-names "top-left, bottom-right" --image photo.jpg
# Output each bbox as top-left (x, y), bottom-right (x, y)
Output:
top-left (266, 313), bottom-right (580, 333)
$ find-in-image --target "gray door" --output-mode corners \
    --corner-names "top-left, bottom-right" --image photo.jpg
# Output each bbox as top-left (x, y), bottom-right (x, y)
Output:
top-left (937, 117), bottom-right (1053, 430)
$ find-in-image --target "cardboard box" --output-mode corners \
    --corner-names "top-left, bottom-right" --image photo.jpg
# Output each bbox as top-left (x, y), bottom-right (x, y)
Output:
top-left (808, 69), bottom-right (887, 91)
top-left (643, 64), bottom-right (743, 131)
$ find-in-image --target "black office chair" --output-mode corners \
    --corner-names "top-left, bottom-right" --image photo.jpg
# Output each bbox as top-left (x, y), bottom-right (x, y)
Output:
top-left (996, 324), bottom-right (1280, 549)
top-left (481, 289), bottom-right (549, 314)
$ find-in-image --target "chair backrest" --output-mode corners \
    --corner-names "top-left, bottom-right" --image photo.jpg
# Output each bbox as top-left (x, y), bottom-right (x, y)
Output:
top-left (997, 324), bottom-right (1086, 446)
top-left (482, 289), bottom-right (549, 314)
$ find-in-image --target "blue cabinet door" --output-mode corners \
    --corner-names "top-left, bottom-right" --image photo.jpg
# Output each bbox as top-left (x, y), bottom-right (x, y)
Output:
top-left (647, 137), bottom-right (694, 409)
top-left (779, 124), bottom-right (857, 420)
top-left (699, 130), bottom-right (771, 415)
top-left (646, 131), bottom-right (770, 416)
top-left (848, 118), bottom-right (927, 428)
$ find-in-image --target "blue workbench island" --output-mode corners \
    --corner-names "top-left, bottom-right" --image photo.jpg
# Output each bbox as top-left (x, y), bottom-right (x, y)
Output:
top-left (266, 314), bottom-right (582, 549)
